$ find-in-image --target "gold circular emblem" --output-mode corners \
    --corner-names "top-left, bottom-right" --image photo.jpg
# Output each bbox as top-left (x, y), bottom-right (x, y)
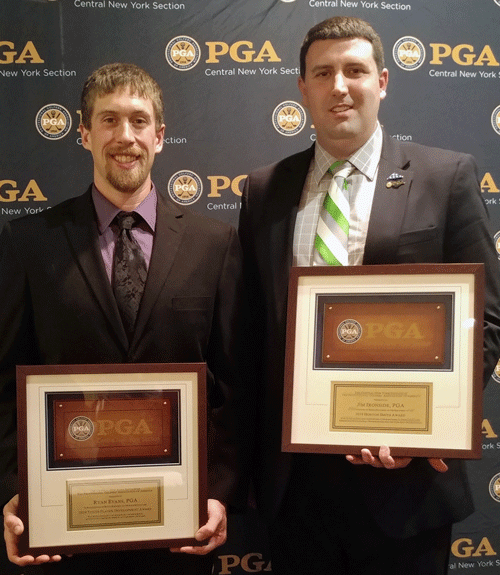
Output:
top-left (337, 319), bottom-right (362, 344)
top-left (165, 36), bottom-right (201, 71)
top-left (35, 104), bottom-right (72, 140)
top-left (489, 473), bottom-right (500, 503)
top-left (393, 37), bottom-right (426, 71)
top-left (494, 231), bottom-right (500, 261)
top-left (492, 357), bottom-right (500, 383)
top-left (68, 416), bottom-right (94, 441)
top-left (168, 170), bottom-right (203, 205)
top-left (491, 105), bottom-right (500, 136)
top-left (272, 101), bottom-right (306, 136)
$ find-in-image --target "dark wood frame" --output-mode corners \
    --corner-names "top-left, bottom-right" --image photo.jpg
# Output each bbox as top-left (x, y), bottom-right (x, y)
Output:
top-left (282, 264), bottom-right (484, 459)
top-left (17, 362), bottom-right (208, 555)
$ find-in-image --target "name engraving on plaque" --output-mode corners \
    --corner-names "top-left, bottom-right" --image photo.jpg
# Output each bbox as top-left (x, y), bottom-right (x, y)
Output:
top-left (67, 478), bottom-right (164, 530)
top-left (331, 382), bottom-right (432, 434)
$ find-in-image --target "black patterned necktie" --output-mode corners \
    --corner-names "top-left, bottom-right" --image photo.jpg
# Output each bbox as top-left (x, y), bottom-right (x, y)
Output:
top-left (112, 211), bottom-right (147, 340)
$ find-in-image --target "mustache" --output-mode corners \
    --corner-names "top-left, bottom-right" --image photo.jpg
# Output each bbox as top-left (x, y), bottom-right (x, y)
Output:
top-left (107, 147), bottom-right (144, 157)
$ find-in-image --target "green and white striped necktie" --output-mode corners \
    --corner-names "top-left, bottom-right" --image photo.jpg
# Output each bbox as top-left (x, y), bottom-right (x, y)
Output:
top-left (315, 160), bottom-right (352, 266)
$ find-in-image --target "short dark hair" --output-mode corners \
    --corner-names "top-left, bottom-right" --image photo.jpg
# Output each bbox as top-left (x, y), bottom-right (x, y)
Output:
top-left (299, 16), bottom-right (385, 78)
top-left (80, 63), bottom-right (164, 130)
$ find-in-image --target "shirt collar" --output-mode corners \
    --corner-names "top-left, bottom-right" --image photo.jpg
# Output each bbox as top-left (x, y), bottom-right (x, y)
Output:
top-left (92, 184), bottom-right (158, 234)
top-left (312, 122), bottom-right (383, 186)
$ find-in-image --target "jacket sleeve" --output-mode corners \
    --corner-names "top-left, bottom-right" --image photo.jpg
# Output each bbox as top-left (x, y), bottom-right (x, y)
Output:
top-left (0, 222), bottom-right (40, 506)
top-left (443, 154), bottom-right (500, 385)
top-left (205, 225), bottom-right (254, 510)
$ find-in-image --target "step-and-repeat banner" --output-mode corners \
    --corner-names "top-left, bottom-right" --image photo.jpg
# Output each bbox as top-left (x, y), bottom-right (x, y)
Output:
top-left (1, 0), bottom-right (500, 573)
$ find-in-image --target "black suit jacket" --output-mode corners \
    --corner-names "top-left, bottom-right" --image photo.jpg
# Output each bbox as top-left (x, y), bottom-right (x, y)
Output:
top-left (0, 188), bottom-right (251, 512)
top-left (238, 132), bottom-right (500, 538)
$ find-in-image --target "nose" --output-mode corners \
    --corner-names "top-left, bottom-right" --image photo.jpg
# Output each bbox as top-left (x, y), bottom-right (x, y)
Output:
top-left (331, 73), bottom-right (348, 96)
top-left (115, 120), bottom-right (134, 143)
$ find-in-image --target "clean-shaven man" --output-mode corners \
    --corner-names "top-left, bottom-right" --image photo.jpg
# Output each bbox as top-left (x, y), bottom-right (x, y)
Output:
top-left (239, 16), bottom-right (500, 575)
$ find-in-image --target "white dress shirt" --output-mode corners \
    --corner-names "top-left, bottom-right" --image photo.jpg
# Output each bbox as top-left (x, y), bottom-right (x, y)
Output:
top-left (293, 123), bottom-right (383, 266)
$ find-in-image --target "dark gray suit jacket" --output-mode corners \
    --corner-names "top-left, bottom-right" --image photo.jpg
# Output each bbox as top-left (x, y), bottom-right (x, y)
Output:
top-left (0, 187), bottom-right (251, 512)
top-left (238, 132), bottom-right (500, 538)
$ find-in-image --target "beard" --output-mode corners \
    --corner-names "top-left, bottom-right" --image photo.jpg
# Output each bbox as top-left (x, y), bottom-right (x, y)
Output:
top-left (106, 165), bottom-right (148, 194)
top-left (105, 149), bottom-right (149, 194)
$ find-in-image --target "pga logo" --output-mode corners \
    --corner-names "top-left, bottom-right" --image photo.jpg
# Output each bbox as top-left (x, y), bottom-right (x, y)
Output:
top-left (218, 553), bottom-right (271, 574)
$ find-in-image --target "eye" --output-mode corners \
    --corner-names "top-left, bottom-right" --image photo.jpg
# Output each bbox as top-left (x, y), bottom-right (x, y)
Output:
top-left (347, 66), bottom-right (365, 77)
top-left (133, 117), bottom-right (149, 127)
top-left (315, 70), bottom-right (330, 78)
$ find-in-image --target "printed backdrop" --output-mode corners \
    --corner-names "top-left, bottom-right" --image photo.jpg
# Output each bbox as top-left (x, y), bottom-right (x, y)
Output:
top-left (1, 1), bottom-right (500, 573)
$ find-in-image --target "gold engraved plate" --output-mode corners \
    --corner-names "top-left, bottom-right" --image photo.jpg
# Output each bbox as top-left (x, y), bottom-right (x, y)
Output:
top-left (67, 478), bottom-right (164, 530)
top-left (331, 382), bottom-right (432, 434)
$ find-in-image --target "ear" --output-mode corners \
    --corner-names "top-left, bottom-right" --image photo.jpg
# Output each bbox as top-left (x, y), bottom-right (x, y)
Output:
top-left (155, 124), bottom-right (165, 154)
top-left (79, 124), bottom-right (91, 151)
top-left (298, 76), bottom-right (309, 108)
top-left (379, 68), bottom-right (389, 100)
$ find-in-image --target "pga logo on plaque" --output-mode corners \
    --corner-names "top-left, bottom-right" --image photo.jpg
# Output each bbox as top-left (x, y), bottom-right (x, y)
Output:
top-left (337, 319), bottom-right (362, 345)
top-left (68, 417), bottom-right (94, 441)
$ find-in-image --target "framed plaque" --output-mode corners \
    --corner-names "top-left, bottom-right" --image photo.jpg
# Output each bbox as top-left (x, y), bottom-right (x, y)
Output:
top-left (282, 264), bottom-right (484, 459)
top-left (16, 363), bottom-right (207, 556)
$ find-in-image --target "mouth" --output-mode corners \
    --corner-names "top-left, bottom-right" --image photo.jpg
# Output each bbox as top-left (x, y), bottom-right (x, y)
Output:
top-left (330, 104), bottom-right (352, 114)
top-left (109, 150), bottom-right (142, 168)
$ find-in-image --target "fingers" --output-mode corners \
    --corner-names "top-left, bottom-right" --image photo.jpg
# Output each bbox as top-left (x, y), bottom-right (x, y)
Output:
top-left (194, 512), bottom-right (223, 543)
top-left (3, 495), bottom-right (62, 566)
top-left (378, 445), bottom-right (395, 468)
top-left (346, 449), bottom-right (382, 467)
top-left (428, 458), bottom-right (449, 473)
top-left (346, 446), bottom-right (412, 469)
top-left (171, 499), bottom-right (227, 555)
top-left (347, 448), bottom-right (449, 473)
top-left (3, 495), bottom-right (26, 565)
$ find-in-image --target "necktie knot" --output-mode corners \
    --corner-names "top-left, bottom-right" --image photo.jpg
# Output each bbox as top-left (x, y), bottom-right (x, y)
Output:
top-left (328, 161), bottom-right (353, 192)
top-left (115, 211), bottom-right (141, 231)
top-left (328, 160), bottom-right (346, 175)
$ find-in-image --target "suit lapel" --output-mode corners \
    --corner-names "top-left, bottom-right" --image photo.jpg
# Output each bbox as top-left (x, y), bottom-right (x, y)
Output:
top-left (363, 133), bottom-right (413, 265)
top-left (132, 194), bottom-right (185, 344)
top-left (62, 188), bottom-right (128, 349)
top-left (268, 138), bottom-right (413, 269)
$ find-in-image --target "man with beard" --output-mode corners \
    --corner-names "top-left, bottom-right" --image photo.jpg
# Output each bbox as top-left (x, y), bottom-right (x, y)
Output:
top-left (1, 63), bottom-right (250, 575)
top-left (238, 16), bottom-right (500, 575)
